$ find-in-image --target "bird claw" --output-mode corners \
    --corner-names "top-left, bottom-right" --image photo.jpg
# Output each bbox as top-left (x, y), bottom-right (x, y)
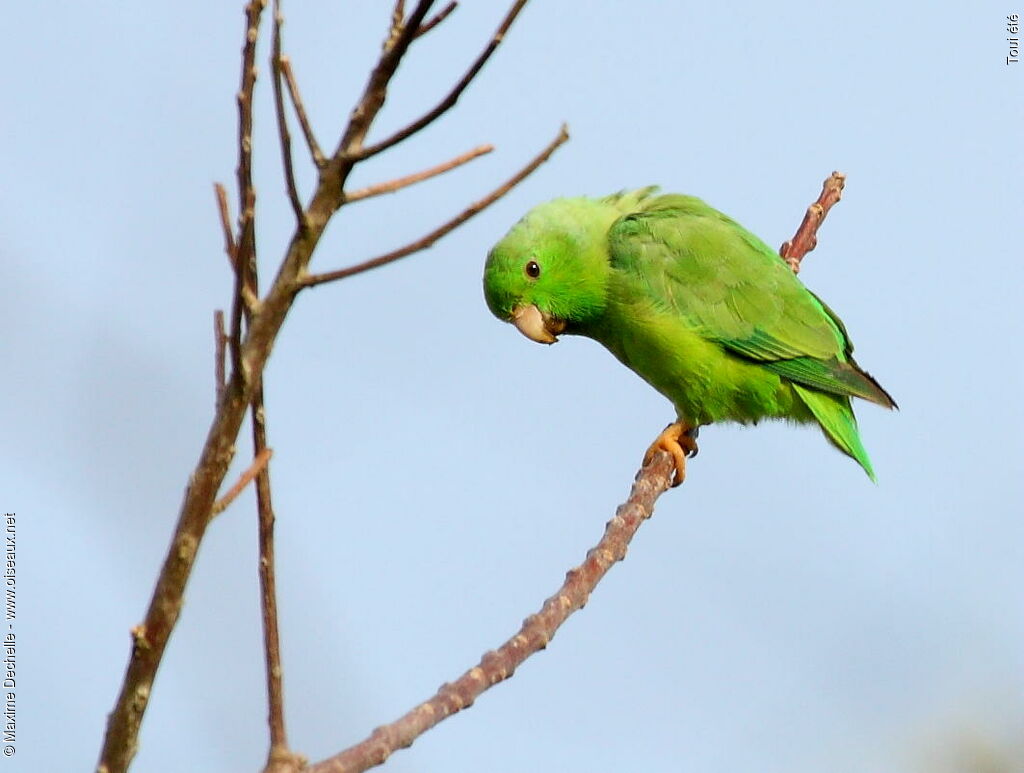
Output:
top-left (643, 422), bottom-right (699, 487)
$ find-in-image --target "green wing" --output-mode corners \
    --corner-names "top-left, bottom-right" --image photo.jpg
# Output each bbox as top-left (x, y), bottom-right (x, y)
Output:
top-left (607, 194), bottom-right (894, 407)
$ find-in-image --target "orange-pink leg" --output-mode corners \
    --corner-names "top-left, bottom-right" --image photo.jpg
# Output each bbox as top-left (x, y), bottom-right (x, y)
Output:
top-left (643, 422), bottom-right (699, 487)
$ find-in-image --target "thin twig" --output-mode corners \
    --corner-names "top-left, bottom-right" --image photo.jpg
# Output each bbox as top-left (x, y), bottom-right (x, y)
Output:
top-left (212, 448), bottom-right (274, 516)
top-left (355, 0), bottom-right (529, 161)
top-left (302, 124), bottom-right (567, 288)
top-left (214, 182), bottom-right (237, 267)
top-left (308, 452), bottom-right (676, 773)
top-left (235, 1), bottom-right (262, 274)
top-left (414, 0), bottom-right (457, 38)
top-left (779, 171), bottom-right (846, 272)
top-left (230, 0), bottom-right (265, 380)
top-left (272, 0), bottom-right (305, 223)
top-left (248, 11), bottom-right (295, 754)
top-left (229, 188), bottom-right (256, 374)
top-left (214, 310), bottom-right (227, 405)
top-left (280, 57), bottom-right (325, 167)
top-left (344, 143), bottom-right (493, 203)
top-left (249, 386), bottom-right (295, 772)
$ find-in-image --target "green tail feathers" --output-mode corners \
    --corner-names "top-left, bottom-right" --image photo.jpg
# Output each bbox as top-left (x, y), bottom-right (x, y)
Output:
top-left (792, 384), bottom-right (877, 482)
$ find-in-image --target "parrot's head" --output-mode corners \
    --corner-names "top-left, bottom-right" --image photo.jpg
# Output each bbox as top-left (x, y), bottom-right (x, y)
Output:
top-left (483, 197), bottom-right (616, 344)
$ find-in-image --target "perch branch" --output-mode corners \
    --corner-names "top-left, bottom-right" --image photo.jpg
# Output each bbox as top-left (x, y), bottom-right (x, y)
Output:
top-left (302, 124), bottom-right (567, 287)
top-left (344, 143), bottom-right (493, 203)
top-left (354, 0), bottom-right (529, 160)
top-left (307, 452), bottom-right (677, 773)
top-left (414, 1), bottom-right (457, 38)
top-left (307, 168), bottom-right (846, 772)
top-left (779, 171), bottom-right (845, 272)
top-left (280, 57), bottom-right (325, 167)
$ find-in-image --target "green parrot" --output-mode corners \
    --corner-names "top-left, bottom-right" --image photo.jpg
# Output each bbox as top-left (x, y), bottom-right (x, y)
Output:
top-left (483, 188), bottom-right (895, 485)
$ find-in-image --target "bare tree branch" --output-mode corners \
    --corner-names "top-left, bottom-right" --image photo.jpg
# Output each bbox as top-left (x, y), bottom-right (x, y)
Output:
top-left (272, 0), bottom-right (305, 224)
top-left (97, 8), bottom-right (268, 772)
top-left (302, 125), bottom-right (568, 288)
top-left (779, 171), bottom-right (846, 272)
top-left (414, 1), bottom-right (457, 38)
top-left (334, 0), bottom-right (436, 159)
top-left (214, 182), bottom-right (237, 267)
top-left (247, 6), bottom-right (297, 746)
top-left (98, 3), bottom-right (544, 771)
top-left (211, 447), bottom-right (274, 516)
top-left (250, 384), bottom-right (292, 769)
top-left (344, 143), bottom-right (493, 203)
top-left (354, 0), bottom-right (528, 161)
top-left (308, 451), bottom-right (677, 773)
top-left (280, 57), bottom-right (325, 167)
top-left (214, 310), bottom-right (227, 405)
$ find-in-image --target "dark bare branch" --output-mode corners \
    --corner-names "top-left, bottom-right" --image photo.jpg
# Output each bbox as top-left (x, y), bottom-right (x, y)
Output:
top-left (779, 171), bottom-right (846, 272)
top-left (303, 125), bottom-right (567, 288)
top-left (99, 4), bottom-right (541, 771)
top-left (271, 0), bottom-right (305, 223)
top-left (235, 1), bottom-right (262, 272)
top-left (280, 57), bottom-right (325, 167)
top-left (344, 143), bottom-right (493, 203)
top-left (414, 1), bottom-right (457, 38)
top-left (214, 182), bottom-right (237, 267)
top-left (249, 384), bottom-right (293, 769)
top-left (355, 0), bottom-right (528, 161)
top-left (96, 6), bottom-right (268, 771)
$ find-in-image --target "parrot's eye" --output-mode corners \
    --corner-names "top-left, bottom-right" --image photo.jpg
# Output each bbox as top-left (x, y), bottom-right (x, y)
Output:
top-left (524, 260), bottom-right (541, 279)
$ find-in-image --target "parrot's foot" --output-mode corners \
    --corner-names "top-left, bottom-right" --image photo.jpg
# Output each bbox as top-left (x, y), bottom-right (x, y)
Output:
top-left (643, 423), bottom-right (699, 488)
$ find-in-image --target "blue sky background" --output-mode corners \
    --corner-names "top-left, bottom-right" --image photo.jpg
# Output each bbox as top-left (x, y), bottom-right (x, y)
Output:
top-left (4, 2), bottom-right (1022, 771)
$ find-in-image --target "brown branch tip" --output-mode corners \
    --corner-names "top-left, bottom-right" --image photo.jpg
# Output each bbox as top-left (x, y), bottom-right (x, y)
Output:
top-left (280, 57), bottom-right (325, 167)
top-left (302, 123), bottom-right (569, 288)
top-left (779, 171), bottom-right (845, 273)
top-left (214, 183), bottom-right (237, 267)
top-left (345, 143), bottom-right (493, 203)
top-left (415, 1), bottom-right (458, 38)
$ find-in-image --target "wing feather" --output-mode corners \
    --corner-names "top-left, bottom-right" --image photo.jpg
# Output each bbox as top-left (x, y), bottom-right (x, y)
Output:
top-left (608, 194), bottom-right (894, 407)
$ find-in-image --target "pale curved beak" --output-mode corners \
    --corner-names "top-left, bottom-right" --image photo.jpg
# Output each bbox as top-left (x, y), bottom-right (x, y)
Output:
top-left (511, 304), bottom-right (565, 345)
